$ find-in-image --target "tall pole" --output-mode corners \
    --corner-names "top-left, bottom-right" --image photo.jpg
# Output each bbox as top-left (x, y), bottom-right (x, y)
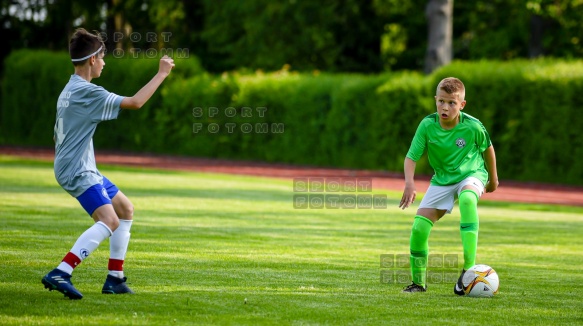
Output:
top-left (424, 0), bottom-right (453, 74)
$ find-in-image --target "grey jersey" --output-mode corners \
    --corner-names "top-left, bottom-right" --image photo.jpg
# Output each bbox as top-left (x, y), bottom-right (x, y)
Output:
top-left (54, 74), bottom-right (124, 197)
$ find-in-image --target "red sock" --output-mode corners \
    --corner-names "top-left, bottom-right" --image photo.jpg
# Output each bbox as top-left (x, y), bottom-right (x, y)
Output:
top-left (56, 252), bottom-right (82, 274)
top-left (63, 252), bottom-right (82, 269)
top-left (108, 259), bottom-right (124, 272)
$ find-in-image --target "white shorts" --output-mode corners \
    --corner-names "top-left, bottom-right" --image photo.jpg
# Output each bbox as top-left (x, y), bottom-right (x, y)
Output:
top-left (418, 177), bottom-right (485, 214)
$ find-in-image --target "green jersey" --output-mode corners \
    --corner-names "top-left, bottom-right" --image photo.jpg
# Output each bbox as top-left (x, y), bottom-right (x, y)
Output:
top-left (406, 112), bottom-right (492, 186)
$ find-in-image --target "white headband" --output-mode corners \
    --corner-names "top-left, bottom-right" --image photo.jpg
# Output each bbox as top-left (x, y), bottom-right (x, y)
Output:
top-left (71, 46), bottom-right (103, 62)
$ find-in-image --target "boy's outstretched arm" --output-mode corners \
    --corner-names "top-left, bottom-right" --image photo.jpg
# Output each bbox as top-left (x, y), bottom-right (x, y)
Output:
top-left (399, 157), bottom-right (417, 209)
top-left (483, 145), bottom-right (499, 193)
top-left (120, 55), bottom-right (175, 110)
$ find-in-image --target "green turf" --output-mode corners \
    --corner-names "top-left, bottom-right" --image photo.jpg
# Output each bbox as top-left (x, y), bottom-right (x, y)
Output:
top-left (1, 155), bottom-right (582, 325)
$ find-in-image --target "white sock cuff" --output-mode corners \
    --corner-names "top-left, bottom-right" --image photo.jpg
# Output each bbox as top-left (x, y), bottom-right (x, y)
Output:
top-left (118, 219), bottom-right (133, 232)
top-left (110, 220), bottom-right (132, 261)
top-left (96, 221), bottom-right (113, 237)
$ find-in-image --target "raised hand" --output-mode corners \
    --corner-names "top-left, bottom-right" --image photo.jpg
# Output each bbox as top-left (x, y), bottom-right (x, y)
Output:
top-left (159, 55), bottom-right (175, 75)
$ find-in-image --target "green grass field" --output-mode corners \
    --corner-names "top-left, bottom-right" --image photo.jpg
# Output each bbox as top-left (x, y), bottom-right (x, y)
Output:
top-left (1, 156), bottom-right (582, 325)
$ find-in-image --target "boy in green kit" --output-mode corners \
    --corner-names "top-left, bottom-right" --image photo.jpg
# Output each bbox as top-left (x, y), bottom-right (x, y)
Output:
top-left (399, 77), bottom-right (499, 294)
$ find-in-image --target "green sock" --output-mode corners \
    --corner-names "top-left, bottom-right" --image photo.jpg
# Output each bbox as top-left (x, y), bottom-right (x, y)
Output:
top-left (409, 215), bottom-right (433, 287)
top-left (459, 189), bottom-right (479, 270)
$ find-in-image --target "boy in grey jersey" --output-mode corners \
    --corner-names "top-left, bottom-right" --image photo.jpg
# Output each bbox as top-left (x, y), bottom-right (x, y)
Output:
top-left (42, 28), bottom-right (175, 299)
top-left (54, 76), bottom-right (123, 196)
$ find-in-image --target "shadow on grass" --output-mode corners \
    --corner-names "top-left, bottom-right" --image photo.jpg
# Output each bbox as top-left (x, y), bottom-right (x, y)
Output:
top-left (125, 187), bottom-right (292, 203)
top-left (479, 199), bottom-right (583, 214)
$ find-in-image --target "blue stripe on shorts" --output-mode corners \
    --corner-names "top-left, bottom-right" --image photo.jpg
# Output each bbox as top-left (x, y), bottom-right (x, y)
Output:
top-left (76, 176), bottom-right (119, 216)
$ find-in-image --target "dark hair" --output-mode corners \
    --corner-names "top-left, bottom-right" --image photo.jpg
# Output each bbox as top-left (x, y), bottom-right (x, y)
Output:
top-left (437, 77), bottom-right (465, 100)
top-left (69, 28), bottom-right (105, 66)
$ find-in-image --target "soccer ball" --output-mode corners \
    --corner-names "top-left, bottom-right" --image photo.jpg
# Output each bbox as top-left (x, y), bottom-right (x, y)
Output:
top-left (462, 264), bottom-right (499, 298)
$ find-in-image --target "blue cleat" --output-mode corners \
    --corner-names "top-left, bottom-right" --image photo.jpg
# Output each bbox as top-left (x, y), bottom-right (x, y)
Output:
top-left (102, 275), bottom-right (134, 294)
top-left (42, 268), bottom-right (83, 300)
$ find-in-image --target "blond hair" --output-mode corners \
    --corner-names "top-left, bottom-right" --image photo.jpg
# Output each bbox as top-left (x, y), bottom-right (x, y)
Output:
top-left (436, 77), bottom-right (465, 100)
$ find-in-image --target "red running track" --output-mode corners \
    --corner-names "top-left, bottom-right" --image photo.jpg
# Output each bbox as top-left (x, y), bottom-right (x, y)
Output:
top-left (2, 146), bottom-right (583, 207)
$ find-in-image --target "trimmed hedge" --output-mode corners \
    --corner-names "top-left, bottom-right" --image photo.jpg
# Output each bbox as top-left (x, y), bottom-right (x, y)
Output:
top-left (1, 50), bottom-right (71, 146)
top-left (432, 60), bottom-right (583, 184)
top-left (0, 49), bottom-right (203, 148)
top-left (3, 50), bottom-right (583, 185)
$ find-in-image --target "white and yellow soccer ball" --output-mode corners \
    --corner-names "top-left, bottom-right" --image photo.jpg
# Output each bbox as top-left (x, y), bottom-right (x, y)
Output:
top-left (462, 264), bottom-right (499, 297)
